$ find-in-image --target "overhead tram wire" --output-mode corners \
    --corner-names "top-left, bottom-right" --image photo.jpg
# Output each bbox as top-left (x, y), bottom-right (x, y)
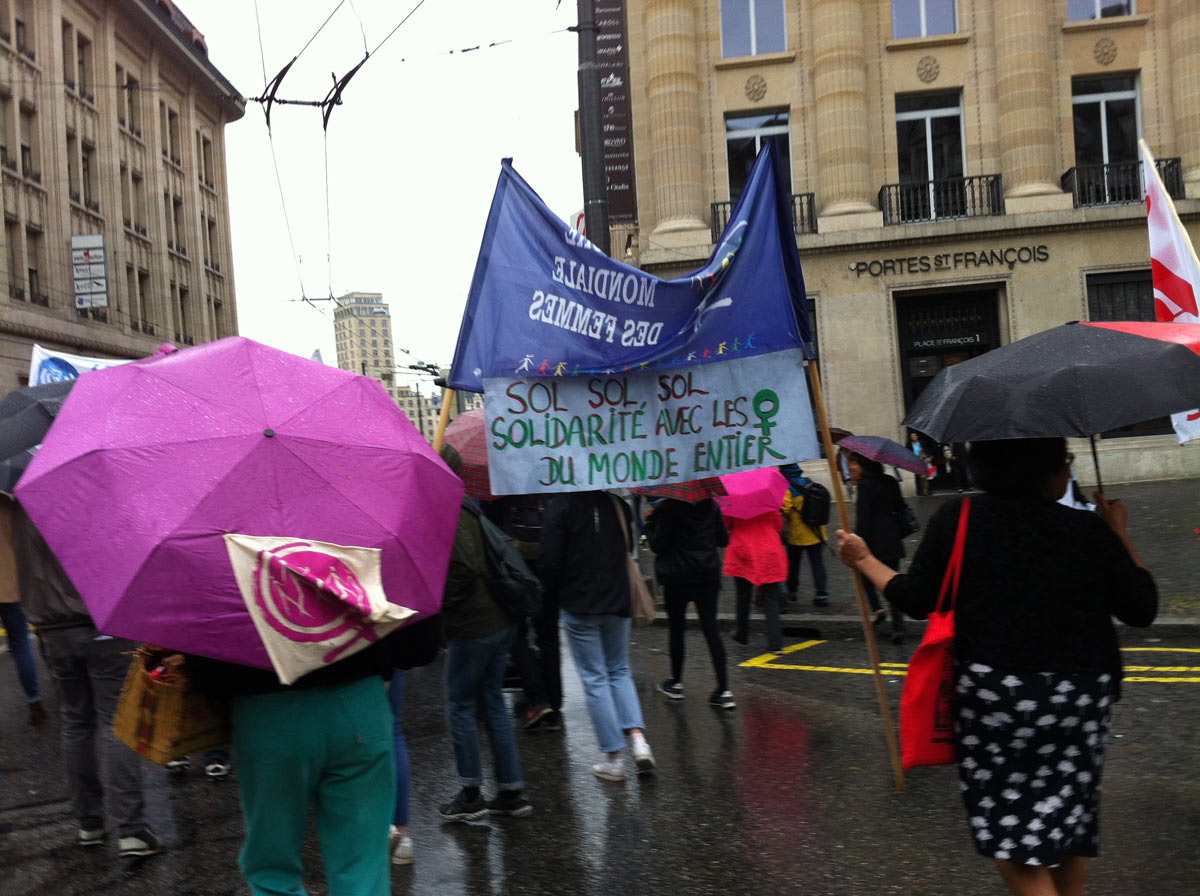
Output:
top-left (253, 0), bottom-right (308, 302)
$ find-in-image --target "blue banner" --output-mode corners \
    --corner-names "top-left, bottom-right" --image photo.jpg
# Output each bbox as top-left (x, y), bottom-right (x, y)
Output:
top-left (449, 141), bottom-right (812, 393)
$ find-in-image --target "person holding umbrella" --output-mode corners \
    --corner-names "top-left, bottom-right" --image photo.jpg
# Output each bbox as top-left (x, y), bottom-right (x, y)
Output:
top-left (836, 438), bottom-right (1156, 896)
top-left (844, 451), bottom-right (908, 642)
top-left (436, 445), bottom-right (532, 821)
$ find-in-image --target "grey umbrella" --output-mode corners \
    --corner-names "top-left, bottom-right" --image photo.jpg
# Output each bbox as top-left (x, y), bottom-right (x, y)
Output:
top-left (0, 380), bottom-right (73, 493)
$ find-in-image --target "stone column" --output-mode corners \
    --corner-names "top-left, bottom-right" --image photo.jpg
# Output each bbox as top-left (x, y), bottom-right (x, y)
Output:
top-left (645, 0), bottom-right (706, 234)
top-left (813, 0), bottom-right (873, 215)
top-left (994, 0), bottom-right (1059, 197)
top-left (1169, 0), bottom-right (1200, 194)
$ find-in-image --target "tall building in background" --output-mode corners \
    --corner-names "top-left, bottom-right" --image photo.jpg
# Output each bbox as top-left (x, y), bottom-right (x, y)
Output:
top-left (616, 0), bottom-right (1200, 484)
top-left (332, 291), bottom-right (437, 439)
top-left (0, 0), bottom-right (244, 389)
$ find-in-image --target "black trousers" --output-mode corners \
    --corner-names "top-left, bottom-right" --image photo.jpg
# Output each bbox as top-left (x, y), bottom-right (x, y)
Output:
top-left (663, 579), bottom-right (727, 693)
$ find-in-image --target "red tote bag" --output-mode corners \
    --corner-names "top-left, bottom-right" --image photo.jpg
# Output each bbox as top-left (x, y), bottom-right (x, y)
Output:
top-left (899, 497), bottom-right (970, 771)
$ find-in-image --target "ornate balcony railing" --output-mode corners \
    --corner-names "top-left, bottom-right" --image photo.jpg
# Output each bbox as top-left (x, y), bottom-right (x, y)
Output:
top-left (879, 173), bottom-right (1004, 225)
top-left (710, 192), bottom-right (817, 244)
top-left (1061, 157), bottom-right (1184, 207)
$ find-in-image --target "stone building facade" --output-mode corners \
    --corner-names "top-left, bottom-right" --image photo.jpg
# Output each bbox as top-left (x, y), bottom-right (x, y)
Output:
top-left (0, 0), bottom-right (244, 389)
top-left (619, 0), bottom-right (1200, 485)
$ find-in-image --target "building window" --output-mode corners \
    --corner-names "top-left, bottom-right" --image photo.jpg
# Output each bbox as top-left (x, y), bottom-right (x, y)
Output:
top-left (81, 143), bottom-right (96, 206)
top-left (1087, 270), bottom-right (1168, 435)
top-left (725, 111), bottom-right (791, 204)
top-left (66, 132), bottom-right (79, 197)
top-left (894, 90), bottom-right (964, 218)
top-left (61, 21), bottom-right (76, 88)
top-left (1068, 0), bottom-right (1134, 20)
top-left (131, 171), bottom-right (145, 228)
top-left (76, 32), bottom-right (93, 99)
top-left (891, 0), bottom-right (956, 39)
top-left (120, 162), bottom-right (130, 223)
top-left (123, 72), bottom-right (142, 134)
top-left (720, 0), bottom-right (786, 58)
top-left (1072, 76), bottom-right (1138, 167)
top-left (1071, 75), bottom-right (1140, 203)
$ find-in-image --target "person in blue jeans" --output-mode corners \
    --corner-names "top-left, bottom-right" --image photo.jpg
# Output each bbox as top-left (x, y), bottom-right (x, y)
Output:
top-left (0, 601), bottom-right (44, 723)
top-left (437, 445), bottom-right (531, 821)
top-left (540, 491), bottom-right (655, 782)
top-left (387, 670), bottom-right (413, 864)
top-left (1, 497), bottom-right (44, 724)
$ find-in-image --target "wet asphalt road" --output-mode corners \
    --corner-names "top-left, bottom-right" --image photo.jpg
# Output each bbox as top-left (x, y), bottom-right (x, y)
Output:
top-left (1, 479), bottom-right (1198, 896)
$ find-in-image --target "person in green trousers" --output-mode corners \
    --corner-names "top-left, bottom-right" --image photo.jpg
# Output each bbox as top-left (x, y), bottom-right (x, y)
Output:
top-left (189, 615), bottom-right (440, 896)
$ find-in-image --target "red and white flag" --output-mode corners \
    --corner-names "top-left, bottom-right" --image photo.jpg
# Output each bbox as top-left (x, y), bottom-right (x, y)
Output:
top-left (1141, 140), bottom-right (1200, 444)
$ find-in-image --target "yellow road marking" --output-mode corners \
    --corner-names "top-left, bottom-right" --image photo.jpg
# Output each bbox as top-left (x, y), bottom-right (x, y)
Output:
top-left (739, 641), bottom-right (1200, 682)
top-left (1122, 647), bottom-right (1200, 653)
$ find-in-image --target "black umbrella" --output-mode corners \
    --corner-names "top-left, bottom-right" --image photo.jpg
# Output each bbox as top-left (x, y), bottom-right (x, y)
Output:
top-left (903, 320), bottom-right (1200, 491)
top-left (905, 321), bottom-right (1200, 440)
top-left (0, 380), bottom-right (73, 493)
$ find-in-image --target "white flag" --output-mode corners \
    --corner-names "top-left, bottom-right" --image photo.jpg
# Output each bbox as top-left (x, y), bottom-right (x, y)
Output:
top-left (224, 534), bottom-right (414, 685)
top-left (1141, 140), bottom-right (1200, 444)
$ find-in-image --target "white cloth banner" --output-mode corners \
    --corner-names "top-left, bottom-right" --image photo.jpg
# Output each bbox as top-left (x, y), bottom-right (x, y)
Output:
top-left (1141, 141), bottom-right (1200, 444)
top-left (224, 534), bottom-right (414, 685)
top-left (482, 348), bottom-right (819, 494)
top-left (28, 344), bottom-right (128, 385)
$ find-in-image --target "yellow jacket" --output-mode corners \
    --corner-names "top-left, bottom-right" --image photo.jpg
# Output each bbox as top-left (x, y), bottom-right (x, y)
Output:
top-left (782, 493), bottom-right (826, 546)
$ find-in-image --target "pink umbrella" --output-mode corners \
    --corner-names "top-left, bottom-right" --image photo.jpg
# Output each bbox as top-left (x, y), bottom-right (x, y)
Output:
top-left (15, 337), bottom-right (463, 678)
top-left (715, 467), bottom-right (789, 519)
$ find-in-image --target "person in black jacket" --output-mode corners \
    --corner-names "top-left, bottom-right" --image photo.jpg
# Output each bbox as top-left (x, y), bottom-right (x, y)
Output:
top-left (645, 497), bottom-right (734, 709)
top-left (847, 451), bottom-right (908, 643)
top-left (837, 437), bottom-right (1156, 896)
top-left (540, 491), bottom-right (655, 782)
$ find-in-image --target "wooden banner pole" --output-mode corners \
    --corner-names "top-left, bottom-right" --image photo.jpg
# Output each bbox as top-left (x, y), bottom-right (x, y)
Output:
top-left (432, 387), bottom-right (455, 453)
top-left (806, 361), bottom-right (906, 792)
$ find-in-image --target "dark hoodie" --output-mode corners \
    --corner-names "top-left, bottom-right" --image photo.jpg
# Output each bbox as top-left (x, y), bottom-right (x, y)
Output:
top-left (645, 498), bottom-right (729, 586)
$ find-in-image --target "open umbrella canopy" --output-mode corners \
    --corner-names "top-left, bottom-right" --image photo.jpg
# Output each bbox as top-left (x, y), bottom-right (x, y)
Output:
top-left (837, 435), bottom-right (927, 475)
top-left (15, 337), bottom-right (464, 679)
top-left (632, 477), bottom-right (727, 503)
top-left (442, 408), bottom-right (495, 500)
top-left (0, 381), bottom-right (73, 492)
top-left (904, 320), bottom-right (1200, 442)
top-left (715, 467), bottom-right (788, 519)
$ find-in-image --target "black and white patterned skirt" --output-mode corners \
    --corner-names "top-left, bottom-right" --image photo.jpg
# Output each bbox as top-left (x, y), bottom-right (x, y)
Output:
top-left (954, 660), bottom-right (1116, 867)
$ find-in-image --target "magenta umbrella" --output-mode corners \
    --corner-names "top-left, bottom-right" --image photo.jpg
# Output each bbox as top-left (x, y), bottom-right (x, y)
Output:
top-left (15, 338), bottom-right (464, 678)
top-left (715, 467), bottom-right (789, 519)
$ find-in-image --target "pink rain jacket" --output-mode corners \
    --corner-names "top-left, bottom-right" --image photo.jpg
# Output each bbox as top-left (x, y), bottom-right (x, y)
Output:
top-left (722, 510), bottom-right (787, 585)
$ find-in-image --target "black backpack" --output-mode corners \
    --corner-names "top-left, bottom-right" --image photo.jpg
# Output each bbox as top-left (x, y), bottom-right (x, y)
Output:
top-left (797, 480), bottom-right (832, 528)
top-left (467, 504), bottom-right (543, 618)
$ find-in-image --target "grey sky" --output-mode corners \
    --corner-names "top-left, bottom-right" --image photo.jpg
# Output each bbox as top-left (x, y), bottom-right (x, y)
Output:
top-left (186, 1), bottom-right (584, 389)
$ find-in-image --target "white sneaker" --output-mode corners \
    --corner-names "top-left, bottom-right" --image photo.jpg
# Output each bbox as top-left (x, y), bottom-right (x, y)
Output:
top-left (592, 759), bottom-right (626, 782)
top-left (389, 825), bottom-right (413, 866)
top-left (78, 827), bottom-right (106, 848)
top-left (631, 740), bottom-right (656, 773)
